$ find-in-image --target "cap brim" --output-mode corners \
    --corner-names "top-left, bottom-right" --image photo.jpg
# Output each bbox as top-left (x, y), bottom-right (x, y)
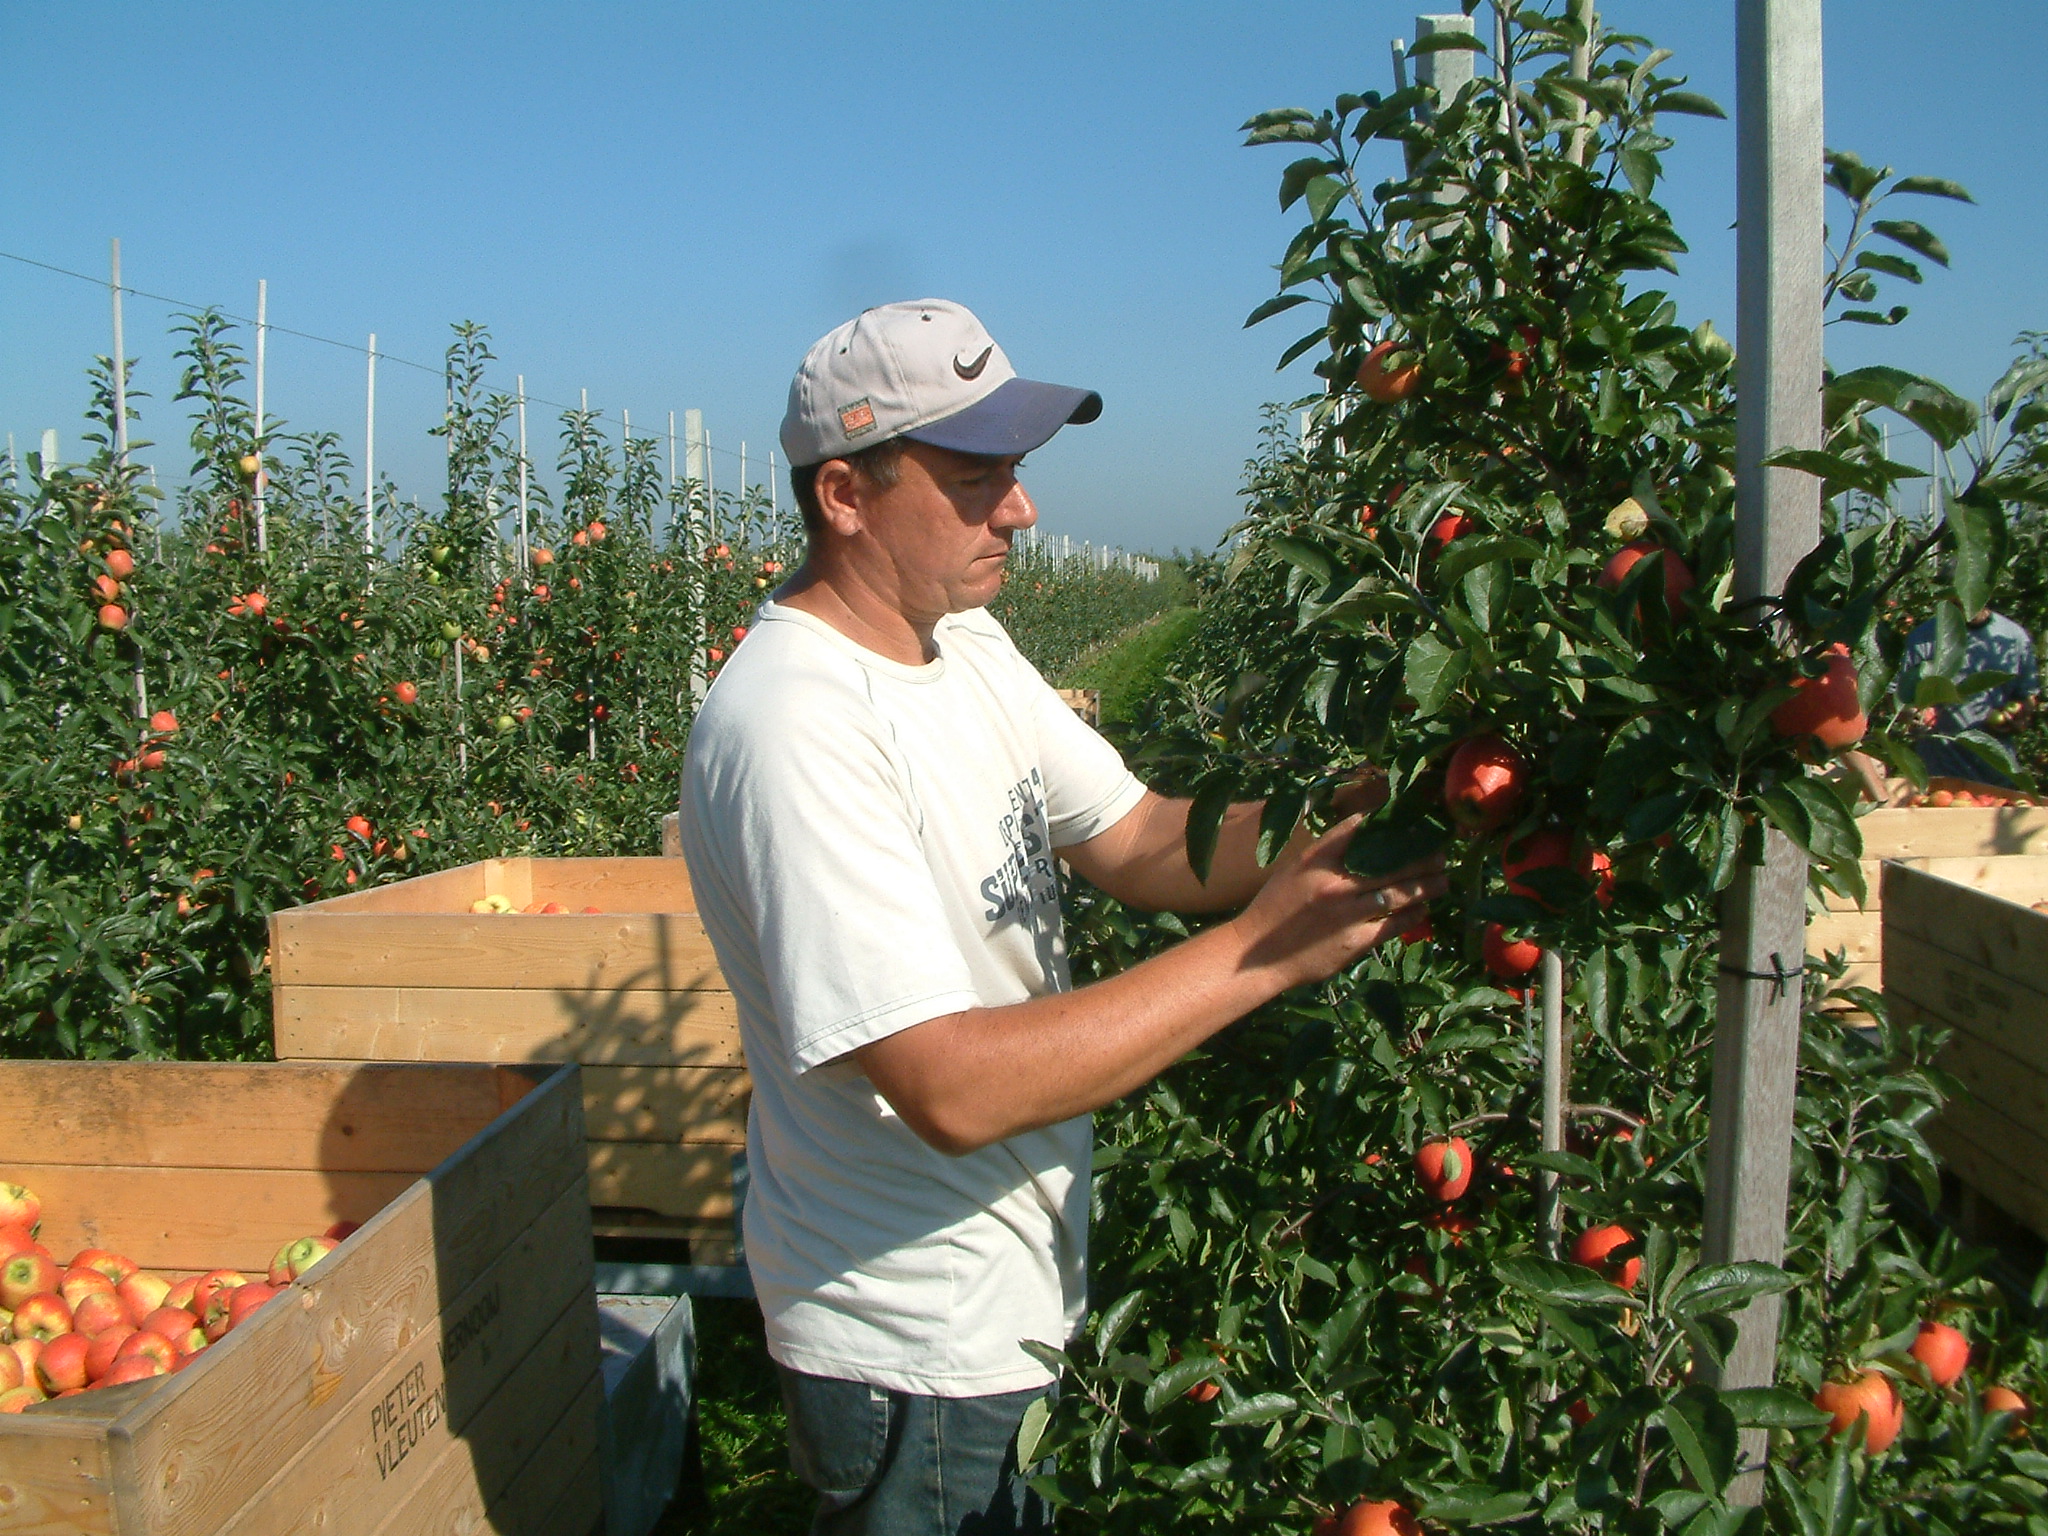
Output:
top-left (900, 377), bottom-right (1102, 458)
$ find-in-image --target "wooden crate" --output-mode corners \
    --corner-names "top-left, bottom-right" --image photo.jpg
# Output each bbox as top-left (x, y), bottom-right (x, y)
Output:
top-left (270, 858), bottom-right (747, 1259)
top-left (1881, 856), bottom-right (2048, 1241)
top-left (1808, 795), bottom-right (2048, 1000)
top-left (0, 1059), bottom-right (601, 1536)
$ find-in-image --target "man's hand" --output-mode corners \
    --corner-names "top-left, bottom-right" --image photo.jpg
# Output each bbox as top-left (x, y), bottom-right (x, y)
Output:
top-left (854, 814), bottom-right (1447, 1155)
top-left (1227, 815), bottom-right (1443, 993)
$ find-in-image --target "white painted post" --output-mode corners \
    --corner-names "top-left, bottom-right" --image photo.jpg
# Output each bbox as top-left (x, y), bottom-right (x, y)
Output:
top-left (109, 240), bottom-right (127, 467)
top-left (516, 375), bottom-right (531, 574)
top-left (668, 411), bottom-right (677, 491)
top-left (1414, 14), bottom-right (1477, 112)
top-left (706, 429), bottom-right (716, 505)
top-left (41, 430), bottom-right (58, 473)
top-left (364, 334), bottom-right (378, 560)
top-left (740, 440), bottom-right (748, 501)
top-left (253, 279), bottom-right (268, 553)
top-left (1704, 0), bottom-right (1825, 1503)
top-left (454, 639), bottom-right (467, 774)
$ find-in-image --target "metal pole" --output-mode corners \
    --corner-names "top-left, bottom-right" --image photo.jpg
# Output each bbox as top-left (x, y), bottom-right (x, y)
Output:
top-left (516, 375), bottom-right (531, 574)
top-left (769, 447), bottom-right (778, 520)
top-left (253, 279), bottom-right (268, 553)
top-left (1539, 950), bottom-right (1565, 1253)
top-left (1704, 0), bottom-right (1825, 1503)
top-left (454, 640), bottom-right (467, 774)
top-left (109, 240), bottom-right (127, 467)
top-left (364, 334), bottom-right (378, 560)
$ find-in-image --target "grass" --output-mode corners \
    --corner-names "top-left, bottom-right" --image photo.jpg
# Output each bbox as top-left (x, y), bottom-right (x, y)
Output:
top-left (654, 1298), bottom-right (811, 1535)
top-left (1058, 605), bottom-right (1202, 726)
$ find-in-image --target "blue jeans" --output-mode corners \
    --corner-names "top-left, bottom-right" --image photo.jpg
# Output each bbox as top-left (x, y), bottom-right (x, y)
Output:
top-left (777, 1366), bottom-right (1054, 1535)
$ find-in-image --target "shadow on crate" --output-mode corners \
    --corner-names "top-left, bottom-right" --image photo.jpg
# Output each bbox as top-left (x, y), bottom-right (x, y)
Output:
top-left (316, 1063), bottom-right (606, 1533)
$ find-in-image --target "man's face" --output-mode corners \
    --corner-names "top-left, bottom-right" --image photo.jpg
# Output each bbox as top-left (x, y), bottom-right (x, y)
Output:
top-left (848, 440), bottom-right (1037, 620)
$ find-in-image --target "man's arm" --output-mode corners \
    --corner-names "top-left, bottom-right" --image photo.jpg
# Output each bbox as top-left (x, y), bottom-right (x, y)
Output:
top-left (854, 819), bottom-right (1444, 1155)
top-left (1060, 778), bottom-right (1387, 914)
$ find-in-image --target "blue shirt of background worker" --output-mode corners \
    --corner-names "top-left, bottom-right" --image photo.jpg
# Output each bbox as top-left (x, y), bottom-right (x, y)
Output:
top-left (1896, 609), bottom-right (2039, 785)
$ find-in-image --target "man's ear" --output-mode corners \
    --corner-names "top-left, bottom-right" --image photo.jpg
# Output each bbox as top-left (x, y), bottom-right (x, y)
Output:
top-left (812, 459), bottom-right (866, 537)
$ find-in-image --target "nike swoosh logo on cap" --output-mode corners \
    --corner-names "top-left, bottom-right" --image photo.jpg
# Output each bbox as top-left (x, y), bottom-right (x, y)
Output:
top-left (953, 346), bottom-right (993, 381)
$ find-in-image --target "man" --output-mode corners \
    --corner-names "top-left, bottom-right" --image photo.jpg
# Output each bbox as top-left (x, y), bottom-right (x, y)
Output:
top-left (1897, 607), bottom-right (2038, 786)
top-left (678, 299), bottom-right (1442, 1534)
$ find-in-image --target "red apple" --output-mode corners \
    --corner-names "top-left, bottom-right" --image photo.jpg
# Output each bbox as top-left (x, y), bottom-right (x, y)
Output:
top-left (1814, 1370), bottom-right (1903, 1453)
top-left (118, 1270), bottom-right (173, 1325)
top-left (1571, 1224), bottom-right (1643, 1289)
top-left (1770, 643), bottom-right (1866, 750)
top-left (100, 1354), bottom-right (167, 1387)
top-left (1414, 1137), bottom-right (1473, 1201)
top-left (13, 1292), bottom-right (72, 1341)
top-left (1483, 923), bottom-right (1543, 978)
top-left (70, 1291), bottom-right (129, 1338)
top-left (189, 1269), bottom-right (247, 1321)
top-left (0, 1386), bottom-right (43, 1412)
top-left (114, 1330), bottom-right (179, 1374)
top-left (70, 1248), bottom-right (138, 1286)
top-left (1909, 1321), bottom-right (1970, 1389)
top-left (59, 1267), bottom-right (115, 1311)
top-left (0, 1183), bottom-right (40, 1232)
top-left (1597, 541), bottom-right (1696, 611)
top-left (0, 1223), bottom-right (36, 1259)
top-left (1443, 734), bottom-right (1527, 836)
top-left (0, 1342), bottom-right (21, 1391)
top-left (322, 1220), bottom-right (361, 1244)
top-left (163, 1275), bottom-right (200, 1313)
top-left (84, 1325), bottom-right (136, 1383)
top-left (1, 1252), bottom-right (60, 1311)
top-left (223, 1282), bottom-right (279, 1335)
top-left (9, 1338), bottom-right (42, 1385)
top-left (35, 1332), bottom-right (90, 1394)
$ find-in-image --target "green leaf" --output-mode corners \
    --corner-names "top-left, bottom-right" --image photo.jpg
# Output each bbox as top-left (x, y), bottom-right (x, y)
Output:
top-left (1853, 251), bottom-right (1923, 285)
top-left (1870, 218), bottom-right (1950, 267)
top-left (1433, 534), bottom-right (1544, 585)
top-left (1496, 1255), bottom-right (1635, 1310)
top-left (1890, 174), bottom-right (1974, 203)
top-left (1663, 1386), bottom-right (1740, 1498)
top-left (1279, 155), bottom-right (1343, 213)
top-left (1266, 534), bottom-right (1337, 589)
top-left (1667, 1260), bottom-right (1797, 1317)
top-left (1095, 1289), bottom-right (1148, 1355)
top-left (1185, 771), bottom-right (1237, 884)
top-left (1407, 30), bottom-right (1486, 55)
top-left (1720, 1386), bottom-right (1833, 1429)
top-left (1245, 292), bottom-right (1316, 328)
top-left (1418, 1489), bottom-right (1535, 1525)
top-left (1214, 1391), bottom-right (1298, 1426)
top-left (1344, 817), bottom-right (1448, 879)
top-left (1945, 497), bottom-right (2004, 616)
top-left (1654, 90), bottom-right (1726, 119)
top-left (1460, 561), bottom-right (1509, 634)
top-left (1313, 1292), bottom-right (1373, 1375)
top-left (1015, 1393), bottom-right (1053, 1469)
top-left (1403, 631), bottom-right (1469, 717)
top-left (1305, 174), bottom-right (1348, 223)
top-left (1824, 366), bottom-right (1977, 449)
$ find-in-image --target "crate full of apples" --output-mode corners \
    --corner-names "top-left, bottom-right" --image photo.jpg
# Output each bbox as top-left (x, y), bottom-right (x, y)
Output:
top-left (0, 1178), bottom-right (352, 1409)
top-left (0, 1059), bottom-right (602, 1536)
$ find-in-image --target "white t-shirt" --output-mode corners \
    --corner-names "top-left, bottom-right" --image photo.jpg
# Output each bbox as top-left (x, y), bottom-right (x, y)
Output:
top-left (678, 599), bottom-right (1148, 1396)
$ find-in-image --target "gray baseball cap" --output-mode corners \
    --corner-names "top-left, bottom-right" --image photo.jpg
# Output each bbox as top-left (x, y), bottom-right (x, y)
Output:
top-left (779, 299), bottom-right (1101, 469)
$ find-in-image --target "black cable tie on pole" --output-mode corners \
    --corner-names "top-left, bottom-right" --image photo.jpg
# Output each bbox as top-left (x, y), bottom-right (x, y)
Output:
top-left (1717, 951), bottom-right (1802, 1004)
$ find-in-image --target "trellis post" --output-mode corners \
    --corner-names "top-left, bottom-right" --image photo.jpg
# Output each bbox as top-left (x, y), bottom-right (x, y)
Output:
top-left (1703, 0), bottom-right (1825, 1503)
top-left (253, 279), bottom-right (269, 554)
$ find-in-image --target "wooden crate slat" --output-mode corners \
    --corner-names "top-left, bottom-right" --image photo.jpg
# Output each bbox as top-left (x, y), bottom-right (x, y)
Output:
top-left (0, 1419), bottom-right (115, 1534)
top-left (365, 1376), bottom-right (604, 1536)
top-left (586, 1142), bottom-right (737, 1222)
top-left (271, 911), bottom-right (721, 990)
top-left (1883, 861), bottom-right (2048, 999)
top-left (526, 856), bottom-right (696, 911)
top-left (1886, 934), bottom-right (2048, 1080)
top-left (1925, 1103), bottom-right (2048, 1242)
top-left (1806, 909), bottom-right (1877, 966)
top-left (213, 1212), bottom-right (599, 1536)
top-left (273, 986), bottom-right (741, 1066)
top-left (582, 1065), bottom-right (750, 1143)
top-left (104, 1068), bottom-right (588, 1536)
top-left (0, 1061), bottom-right (526, 1176)
top-left (10, 1166), bottom-right (421, 1275)
top-left (290, 863), bottom-right (490, 915)
top-left (1858, 804), bottom-right (2048, 860)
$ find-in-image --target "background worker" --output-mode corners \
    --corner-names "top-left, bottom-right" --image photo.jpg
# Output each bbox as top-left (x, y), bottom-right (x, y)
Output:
top-left (678, 299), bottom-right (1443, 1534)
top-left (1897, 606), bottom-right (2039, 787)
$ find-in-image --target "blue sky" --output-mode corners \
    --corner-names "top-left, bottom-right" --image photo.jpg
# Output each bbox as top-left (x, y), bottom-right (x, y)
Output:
top-left (2, 2), bottom-right (2042, 555)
